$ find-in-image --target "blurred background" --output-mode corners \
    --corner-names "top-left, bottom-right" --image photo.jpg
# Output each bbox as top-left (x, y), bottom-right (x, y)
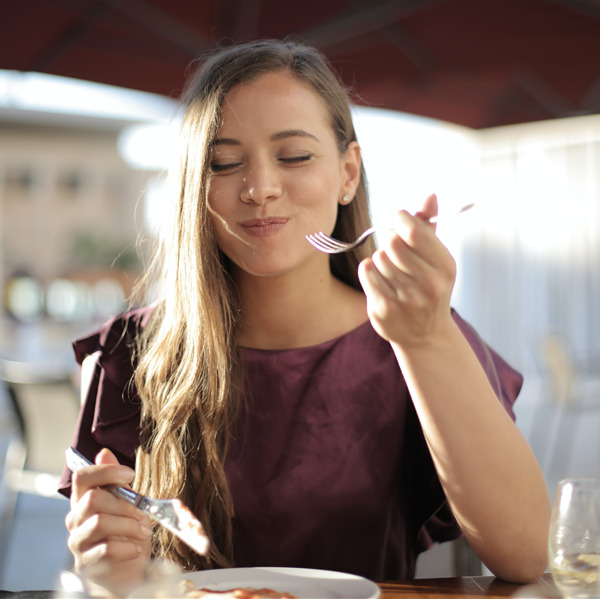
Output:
top-left (0, 0), bottom-right (599, 591)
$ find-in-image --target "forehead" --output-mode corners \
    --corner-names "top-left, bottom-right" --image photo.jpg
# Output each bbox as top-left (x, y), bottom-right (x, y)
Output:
top-left (219, 70), bottom-right (332, 134)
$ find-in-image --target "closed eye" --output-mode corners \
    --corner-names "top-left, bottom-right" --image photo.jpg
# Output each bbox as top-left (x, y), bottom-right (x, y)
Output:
top-left (280, 154), bottom-right (313, 165)
top-left (210, 162), bottom-right (242, 173)
top-left (210, 154), bottom-right (313, 173)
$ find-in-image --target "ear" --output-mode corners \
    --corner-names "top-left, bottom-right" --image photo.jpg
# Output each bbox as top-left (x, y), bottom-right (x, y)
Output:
top-left (339, 141), bottom-right (362, 205)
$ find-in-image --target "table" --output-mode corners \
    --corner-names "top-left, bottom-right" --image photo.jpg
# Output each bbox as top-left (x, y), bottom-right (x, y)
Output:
top-left (377, 573), bottom-right (559, 598)
top-left (0, 573), bottom-right (561, 599)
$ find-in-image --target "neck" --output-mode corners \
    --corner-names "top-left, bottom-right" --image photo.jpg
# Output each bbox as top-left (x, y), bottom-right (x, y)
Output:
top-left (234, 262), bottom-right (367, 350)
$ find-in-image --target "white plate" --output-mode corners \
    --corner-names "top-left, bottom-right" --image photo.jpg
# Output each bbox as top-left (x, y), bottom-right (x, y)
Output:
top-left (132, 566), bottom-right (381, 599)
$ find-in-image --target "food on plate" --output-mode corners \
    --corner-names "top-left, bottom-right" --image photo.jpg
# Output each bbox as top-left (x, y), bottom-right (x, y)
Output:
top-left (178, 579), bottom-right (297, 598)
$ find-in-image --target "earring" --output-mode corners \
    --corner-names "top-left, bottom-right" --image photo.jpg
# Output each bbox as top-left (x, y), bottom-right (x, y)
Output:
top-left (341, 194), bottom-right (351, 204)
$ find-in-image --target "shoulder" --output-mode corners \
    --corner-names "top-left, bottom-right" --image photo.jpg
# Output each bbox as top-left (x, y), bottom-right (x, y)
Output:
top-left (72, 304), bottom-right (157, 394)
top-left (73, 305), bottom-right (155, 366)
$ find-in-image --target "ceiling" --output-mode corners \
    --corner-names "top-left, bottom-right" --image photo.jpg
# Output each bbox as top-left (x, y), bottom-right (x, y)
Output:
top-left (2, 0), bottom-right (600, 128)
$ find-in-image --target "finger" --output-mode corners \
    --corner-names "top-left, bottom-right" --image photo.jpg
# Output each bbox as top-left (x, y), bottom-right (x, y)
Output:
top-left (360, 248), bottom-right (443, 314)
top-left (71, 453), bottom-right (135, 503)
top-left (394, 215), bottom-right (457, 292)
top-left (370, 248), bottom-right (416, 295)
top-left (76, 510), bottom-right (152, 548)
top-left (375, 232), bottom-right (432, 283)
top-left (70, 486), bottom-right (148, 530)
top-left (68, 509), bottom-right (151, 569)
top-left (71, 466), bottom-right (135, 503)
top-left (387, 211), bottom-right (456, 281)
top-left (369, 248), bottom-right (434, 314)
top-left (70, 486), bottom-right (147, 546)
top-left (72, 536), bottom-right (147, 567)
top-left (358, 258), bottom-right (402, 310)
top-left (358, 259), bottom-right (407, 342)
top-left (393, 210), bottom-right (438, 252)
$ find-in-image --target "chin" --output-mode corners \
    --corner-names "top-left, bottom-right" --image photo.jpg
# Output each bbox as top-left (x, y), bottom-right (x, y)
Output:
top-left (232, 259), bottom-right (296, 279)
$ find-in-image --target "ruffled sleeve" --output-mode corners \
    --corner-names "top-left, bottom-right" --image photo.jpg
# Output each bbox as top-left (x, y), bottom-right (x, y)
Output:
top-left (57, 306), bottom-right (153, 497)
top-left (452, 309), bottom-right (522, 418)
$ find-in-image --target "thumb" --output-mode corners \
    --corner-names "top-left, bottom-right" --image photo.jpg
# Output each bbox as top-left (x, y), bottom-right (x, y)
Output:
top-left (415, 193), bottom-right (438, 224)
top-left (95, 448), bottom-right (136, 489)
top-left (95, 447), bottom-right (120, 466)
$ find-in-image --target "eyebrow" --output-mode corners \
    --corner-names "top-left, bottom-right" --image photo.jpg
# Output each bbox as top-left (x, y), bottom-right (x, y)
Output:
top-left (270, 129), bottom-right (319, 142)
top-left (212, 137), bottom-right (241, 147)
top-left (212, 129), bottom-right (319, 146)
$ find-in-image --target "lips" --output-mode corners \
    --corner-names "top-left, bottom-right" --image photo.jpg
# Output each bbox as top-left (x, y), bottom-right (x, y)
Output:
top-left (241, 217), bottom-right (289, 236)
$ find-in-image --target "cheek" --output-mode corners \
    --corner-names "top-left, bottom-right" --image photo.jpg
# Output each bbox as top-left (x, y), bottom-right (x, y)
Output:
top-left (306, 175), bottom-right (343, 222)
top-left (294, 168), bottom-right (340, 206)
top-left (205, 187), bottom-right (230, 245)
top-left (206, 178), bottom-right (223, 212)
top-left (206, 180), bottom-right (236, 230)
top-left (207, 205), bottom-right (233, 254)
top-left (207, 170), bottom-right (242, 204)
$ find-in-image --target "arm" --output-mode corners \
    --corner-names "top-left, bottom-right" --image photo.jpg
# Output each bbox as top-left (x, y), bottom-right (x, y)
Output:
top-left (65, 355), bottom-right (152, 596)
top-left (358, 194), bottom-right (550, 583)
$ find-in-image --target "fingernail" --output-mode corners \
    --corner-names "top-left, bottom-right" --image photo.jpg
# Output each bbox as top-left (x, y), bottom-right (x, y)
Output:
top-left (141, 525), bottom-right (152, 537)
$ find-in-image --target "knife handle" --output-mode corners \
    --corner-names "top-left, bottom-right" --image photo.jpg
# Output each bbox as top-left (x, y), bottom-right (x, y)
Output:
top-left (65, 446), bottom-right (94, 472)
top-left (65, 446), bottom-right (142, 507)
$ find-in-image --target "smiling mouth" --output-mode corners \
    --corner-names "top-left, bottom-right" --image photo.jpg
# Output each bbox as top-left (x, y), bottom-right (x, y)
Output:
top-left (242, 217), bottom-right (289, 228)
top-left (241, 217), bottom-right (289, 236)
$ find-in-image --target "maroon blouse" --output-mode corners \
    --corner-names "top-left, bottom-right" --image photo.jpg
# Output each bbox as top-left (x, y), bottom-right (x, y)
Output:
top-left (59, 306), bottom-right (522, 581)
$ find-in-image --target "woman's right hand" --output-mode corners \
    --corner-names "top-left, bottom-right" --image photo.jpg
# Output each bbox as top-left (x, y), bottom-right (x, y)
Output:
top-left (65, 448), bottom-right (153, 595)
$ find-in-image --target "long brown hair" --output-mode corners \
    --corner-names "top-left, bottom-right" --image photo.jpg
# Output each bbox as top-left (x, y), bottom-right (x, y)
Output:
top-left (132, 38), bottom-right (376, 571)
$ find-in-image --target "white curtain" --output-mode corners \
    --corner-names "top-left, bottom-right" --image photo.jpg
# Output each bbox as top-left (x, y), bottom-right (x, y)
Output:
top-left (355, 109), bottom-right (600, 480)
top-left (457, 115), bottom-right (600, 376)
top-left (355, 109), bottom-right (600, 378)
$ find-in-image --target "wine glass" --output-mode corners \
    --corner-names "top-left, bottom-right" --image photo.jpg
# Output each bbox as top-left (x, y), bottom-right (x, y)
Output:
top-left (549, 478), bottom-right (600, 598)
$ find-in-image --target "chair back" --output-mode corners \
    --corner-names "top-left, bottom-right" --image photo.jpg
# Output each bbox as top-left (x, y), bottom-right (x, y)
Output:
top-left (540, 334), bottom-right (577, 407)
top-left (1, 360), bottom-right (80, 496)
top-left (0, 360), bottom-right (80, 582)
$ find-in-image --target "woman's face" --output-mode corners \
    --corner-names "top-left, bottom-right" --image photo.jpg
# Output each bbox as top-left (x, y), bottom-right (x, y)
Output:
top-left (206, 69), bottom-right (361, 279)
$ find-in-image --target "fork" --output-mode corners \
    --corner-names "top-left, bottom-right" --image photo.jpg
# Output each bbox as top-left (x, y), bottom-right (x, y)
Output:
top-left (65, 446), bottom-right (210, 556)
top-left (306, 202), bottom-right (474, 254)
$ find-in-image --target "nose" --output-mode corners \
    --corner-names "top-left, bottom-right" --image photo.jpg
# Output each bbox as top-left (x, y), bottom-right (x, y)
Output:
top-left (240, 162), bottom-right (282, 205)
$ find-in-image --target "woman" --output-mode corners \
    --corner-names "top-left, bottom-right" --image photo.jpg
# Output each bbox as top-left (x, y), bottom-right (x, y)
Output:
top-left (60, 39), bottom-right (550, 588)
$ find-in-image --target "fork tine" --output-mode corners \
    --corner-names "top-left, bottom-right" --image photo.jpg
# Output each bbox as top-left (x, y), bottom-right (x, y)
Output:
top-left (306, 232), bottom-right (347, 253)
top-left (306, 227), bottom-right (375, 253)
top-left (314, 232), bottom-right (349, 250)
top-left (309, 233), bottom-right (351, 253)
top-left (306, 233), bottom-right (349, 253)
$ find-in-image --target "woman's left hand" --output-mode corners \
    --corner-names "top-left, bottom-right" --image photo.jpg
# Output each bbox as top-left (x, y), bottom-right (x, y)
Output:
top-left (357, 193), bottom-right (457, 349)
top-left (360, 194), bottom-right (551, 584)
